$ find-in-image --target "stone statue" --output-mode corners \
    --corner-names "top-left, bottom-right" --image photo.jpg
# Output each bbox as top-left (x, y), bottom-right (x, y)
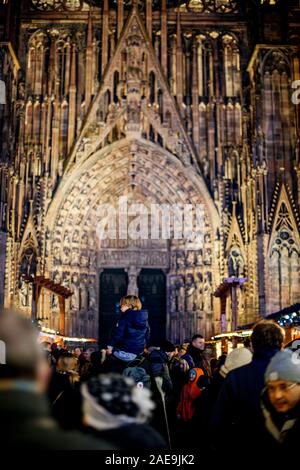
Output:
top-left (203, 281), bottom-right (212, 312)
top-left (80, 278), bottom-right (88, 310)
top-left (186, 251), bottom-right (195, 267)
top-left (127, 275), bottom-right (138, 296)
top-left (202, 155), bottom-right (209, 178)
top-left (194, 273), bottom-right (203, 310)
top-left (185, 274), bottom-right (195, 312)
top-left (18, 81), bottom-right (25, 100)
top-left (204, 233), bottom-right (211, 244)
top-left (88, 282), bottom-right (96, 311)
top-left (204, 248), bottom-right (212, 266)
top-left (62, 247), bottom-right (70, 264)
top-left (177, 276), bottom-right (185, 313)
top-left (88, 251), bottom-right (96, 269)
top-left (53, 246), bottom-right (61, 264)
top-left (176, 252), bottom-right (186, 270)
top-left (63, 230), bottom-right (70, 244)
top-left (126, 37), bottom-right (143, 81)
top-left (80, 252), bottom-right (88, 267)
top-left (62, 273), bottom-right (70, 288)
top-left (170, 253), bottom-right (177, 270)
top-left (71, 248), bottom-right (80, 266)
top-left (169, 276), bottom-right (177, 313)
top-left (19, 280), bottom-right (29, 307)
top-left (72, 230), bottom-right (79, 243)
top-left (51, 294), bottom-right (59, 311)
top-left (228, 248), bottom-right (245, 278)
top-left (71, 274), bottom-right (80, 310)
top-left (81, 231), bottom-right (88, 245)
top-left (196, 250), bottom-right (203, 266)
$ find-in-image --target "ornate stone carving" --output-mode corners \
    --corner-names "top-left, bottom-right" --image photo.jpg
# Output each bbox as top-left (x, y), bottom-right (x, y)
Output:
top-left (97, 250), bottom-right (169, 268)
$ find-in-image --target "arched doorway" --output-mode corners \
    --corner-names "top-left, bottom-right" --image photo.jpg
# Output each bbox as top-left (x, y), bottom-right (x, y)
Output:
top-left (99, 268), bottom-right (128, 346)
top-left (46, 138), bottom-right (219, 340)
top-left (138, 268), bottom-right (166, 345)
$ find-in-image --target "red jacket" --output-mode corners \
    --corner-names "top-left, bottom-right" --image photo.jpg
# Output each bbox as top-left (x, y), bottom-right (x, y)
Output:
top-left (176, 368), bottom-right (204, 422)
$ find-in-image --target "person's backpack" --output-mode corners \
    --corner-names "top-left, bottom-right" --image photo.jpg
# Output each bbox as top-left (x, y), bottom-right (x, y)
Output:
top-left (123, 366), bottom-right (151, 389)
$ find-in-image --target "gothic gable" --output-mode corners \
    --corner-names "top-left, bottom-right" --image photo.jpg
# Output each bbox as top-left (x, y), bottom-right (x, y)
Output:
top-left (64, 5), bottom-right (202, 174)
top-left (268, 183), bottom-right (300, 253)
top-left (225, 203), bottom-right (246, 278)
top-left (225, 204), bottom-right (245, 252)
top-left (19, 212), bottom-right (39, 259)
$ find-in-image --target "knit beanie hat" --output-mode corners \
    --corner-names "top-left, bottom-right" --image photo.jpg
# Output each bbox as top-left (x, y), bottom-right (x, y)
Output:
top-left (82, 373), bottom-right (155, 431)
top-left (220, 347), bottom-right (253, 378)
top-left (159, 340), bottom-right (176, 353)
top-left (265, 349), bottom-right (300, 384)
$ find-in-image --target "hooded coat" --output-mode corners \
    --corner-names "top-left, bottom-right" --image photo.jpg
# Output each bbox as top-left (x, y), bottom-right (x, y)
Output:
top-left (176, 368), bottom-right (204, 422)
top-left (109, 309), bottom-right (150, 355)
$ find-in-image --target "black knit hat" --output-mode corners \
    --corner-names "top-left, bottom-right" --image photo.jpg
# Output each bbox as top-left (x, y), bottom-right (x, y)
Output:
top-left (87, 373), bottom-right (139, 417)
top-left (159, 340), bottom-right (176, 352)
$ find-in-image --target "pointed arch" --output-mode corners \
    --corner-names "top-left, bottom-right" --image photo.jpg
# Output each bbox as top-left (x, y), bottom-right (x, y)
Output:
top-left (267, 184), bottom-right (300, 311)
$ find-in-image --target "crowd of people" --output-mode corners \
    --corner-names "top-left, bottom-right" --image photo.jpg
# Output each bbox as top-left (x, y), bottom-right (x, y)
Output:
top-left (0, 294), bottom-right (299, 458)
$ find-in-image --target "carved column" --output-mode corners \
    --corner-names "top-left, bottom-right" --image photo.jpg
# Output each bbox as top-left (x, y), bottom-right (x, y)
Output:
top-left (68, 43), bottom-right (77, 153)
top-left (176, 10), bottom-right (183, 107)
top-left (117, 0), bottom-right (124, 38)
top-left (146, 0), bottom-right (152, 38)
top-left (192, 41), bottom-right (200, 149)
top-left (125, 266), bottom-right (141, 296)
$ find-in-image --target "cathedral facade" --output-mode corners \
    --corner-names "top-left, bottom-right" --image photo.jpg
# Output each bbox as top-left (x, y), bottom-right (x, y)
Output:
top-left (0, 0), bottom-right (300, 343)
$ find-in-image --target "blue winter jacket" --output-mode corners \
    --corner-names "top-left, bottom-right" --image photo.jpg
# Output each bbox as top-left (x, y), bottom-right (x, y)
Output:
top-left (108, 309), bottom-right (150, 355)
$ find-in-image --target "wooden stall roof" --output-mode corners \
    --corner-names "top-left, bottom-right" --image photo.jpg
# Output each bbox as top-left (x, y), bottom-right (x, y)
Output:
top-left (267, 303), bottom-right (300, 321)
top-left (24, 275), bottom-right (73, 298)
top-left (214, 277), bottom-right (247, 297)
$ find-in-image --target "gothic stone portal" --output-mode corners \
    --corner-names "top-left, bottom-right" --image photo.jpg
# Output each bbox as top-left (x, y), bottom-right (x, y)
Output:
top-left (47, 140), bottom-right (216, 341)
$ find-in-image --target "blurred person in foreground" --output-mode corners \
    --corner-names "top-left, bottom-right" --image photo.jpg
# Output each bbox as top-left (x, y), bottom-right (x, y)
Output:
top-left (48, 351), bottom-right (82, 429)
top-left (210, 320), bottom-right (284, 452)
top-left (81, 373), bottom-right (167, 449)
top-left (0, 308), bottom-right (117, 450)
